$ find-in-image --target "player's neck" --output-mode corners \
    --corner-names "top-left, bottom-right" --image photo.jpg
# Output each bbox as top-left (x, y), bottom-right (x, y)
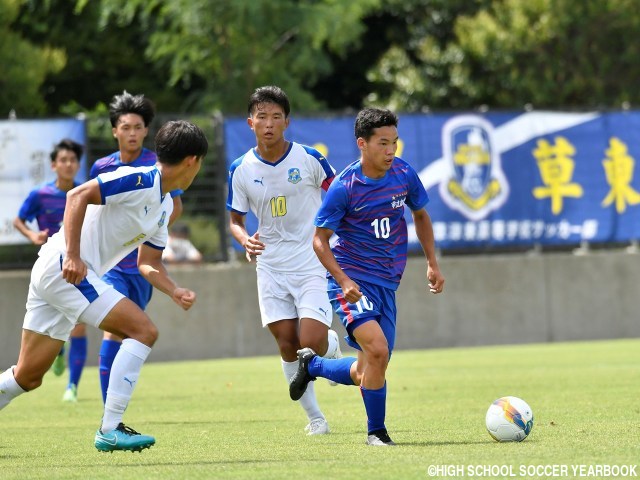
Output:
top-left (361, 160), bottom-right (387, 180)
top-left (255, 140), bottom-right (289, 163)
top-left (119, 147), bottom-right (143, 164)
top-left (55, 178), bottom-right (75, 192)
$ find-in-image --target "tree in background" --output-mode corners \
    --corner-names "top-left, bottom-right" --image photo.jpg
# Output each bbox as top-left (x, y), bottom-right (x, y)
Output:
top-left (0, 0), bottom-right (66, 116)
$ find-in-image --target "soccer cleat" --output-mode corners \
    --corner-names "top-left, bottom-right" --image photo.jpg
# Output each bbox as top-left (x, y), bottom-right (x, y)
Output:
top-left (366, 429), bottom-right (397, 446)
top-left (52, 353), bottom-right (65, 377)
top-left (326, 329), bottom-right (343, 386)
top-left (95, 423), bottom-right (155, 452)
top-left (62, 384), bottom-right (77, 403)
top-left (289, 348), bottom-right (317, 401)
top-left (304, 418), bottom-right (330, 436)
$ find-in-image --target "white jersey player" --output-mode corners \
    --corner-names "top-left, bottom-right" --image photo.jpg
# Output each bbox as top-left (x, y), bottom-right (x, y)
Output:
top-left (227, 86), bottom-right (342, 436)
top-left (0, 120), bottom-right (208, 453)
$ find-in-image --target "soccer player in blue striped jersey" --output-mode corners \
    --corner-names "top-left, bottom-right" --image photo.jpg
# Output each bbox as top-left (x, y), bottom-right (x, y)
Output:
top-left (227, 86), bottom-right (342, 436)
top-left (13, 139), bottom-right (85, 399)
top-left (90, 91), bottom-right (183, 405)
top-left (0, 120), bottom-right (207, 453)
top-left (289, 107), bottom-right (445, 446)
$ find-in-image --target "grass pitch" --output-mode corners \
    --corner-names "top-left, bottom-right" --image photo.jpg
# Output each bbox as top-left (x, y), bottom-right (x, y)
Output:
top-left (1, 339), bottom-right (639, 479)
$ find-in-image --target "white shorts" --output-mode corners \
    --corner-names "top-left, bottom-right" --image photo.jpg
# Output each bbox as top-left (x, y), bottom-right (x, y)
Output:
top-left (256, 267), bottom-right (332, 328)
top-left (23, 251), bottom-right (125, 341)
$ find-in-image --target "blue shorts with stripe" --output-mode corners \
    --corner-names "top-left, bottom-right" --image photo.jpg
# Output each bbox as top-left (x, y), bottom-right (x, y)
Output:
top-left (327, 276), bottom-right (397, 353)
top-left (102, 269), bottom-right (153, 310)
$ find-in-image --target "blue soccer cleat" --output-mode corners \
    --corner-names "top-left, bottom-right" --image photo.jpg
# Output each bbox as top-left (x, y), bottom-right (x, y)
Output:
top-left (95, 423), bottom-right (155, 452)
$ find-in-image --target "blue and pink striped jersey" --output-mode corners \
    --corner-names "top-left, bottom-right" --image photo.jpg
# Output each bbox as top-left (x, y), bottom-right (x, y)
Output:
top-left (315, 157), bottom-right (429, 290)
top-left (90, 148), bottom-right (182, 274)
top-left (18, 180), bottom-right (80, 236)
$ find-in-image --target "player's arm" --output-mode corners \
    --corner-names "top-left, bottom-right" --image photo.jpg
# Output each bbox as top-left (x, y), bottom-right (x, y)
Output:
top-left (313, 227), bottom-right (362, 304)
top-left (229, 210), bottom-right (264, 262)
top-left (138, 243), bottom-right (196, 311)
top-left (412, 208), bottom-right (444, 294)
top-left (12, 216), bottom-right (48, 245)
top-left (61, 179), bottom-right (101, 284)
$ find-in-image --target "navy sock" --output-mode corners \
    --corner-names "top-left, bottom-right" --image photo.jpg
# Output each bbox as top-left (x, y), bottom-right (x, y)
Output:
top-left (98, 339), bottom-right (121, 404)
top-left (308, 356), bottom-right (356, 385)
top-left (68, 336), bottom-right (87, 388)
top-left (361, 383), bottom-right (387, 434)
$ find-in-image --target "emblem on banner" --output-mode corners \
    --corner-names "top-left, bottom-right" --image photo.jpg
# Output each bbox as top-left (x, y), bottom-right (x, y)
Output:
top-left (439, 115), bottom-right (509, 220)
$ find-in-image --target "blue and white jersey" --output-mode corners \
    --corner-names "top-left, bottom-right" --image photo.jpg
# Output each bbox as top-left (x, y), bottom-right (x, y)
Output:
top-left (40, 165), bottom-right (172, 278)
top-left (227, 141), bottom-right (335, 274)
top-left (17, 180), bottom-right (80, 236)
top-left (90, 148), bottom-right (182, 274)
top-left (315, 157), bottom-right (428, 290)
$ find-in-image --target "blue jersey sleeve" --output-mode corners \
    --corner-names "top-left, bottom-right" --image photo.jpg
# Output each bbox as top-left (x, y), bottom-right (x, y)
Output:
top-left (404, 162), bottom-right (429, 211)
top-left (315, 180), bottom-right (349, 232)
top-left (98, 169), bottom-right (156, 205)
top-left (17, 189), bottom-right (41, 221)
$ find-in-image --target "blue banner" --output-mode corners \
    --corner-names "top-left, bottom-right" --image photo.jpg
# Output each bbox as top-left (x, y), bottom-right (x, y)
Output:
top-left (224, 111), bottom-right (640, 250)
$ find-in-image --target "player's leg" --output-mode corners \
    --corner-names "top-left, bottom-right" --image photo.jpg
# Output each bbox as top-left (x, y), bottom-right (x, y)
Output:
top-left (63, 323), bottom-right (87, 402)
top-left (99, 331), bottom-right (122, 403)
top-left (83, 293), bottom-right (158, 452)
top-left (1, 328), bottom-right (64, 410)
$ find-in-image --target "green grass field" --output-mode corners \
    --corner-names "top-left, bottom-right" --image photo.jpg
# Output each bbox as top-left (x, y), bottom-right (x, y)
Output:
top-left (2, 339), bottom-right (639, 480)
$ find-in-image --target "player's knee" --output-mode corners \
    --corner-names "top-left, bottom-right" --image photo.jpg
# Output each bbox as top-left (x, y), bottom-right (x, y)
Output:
top-left (367, 342), bottom-right (390, 369)
top-left (14, 371), bottom-right (43, 391)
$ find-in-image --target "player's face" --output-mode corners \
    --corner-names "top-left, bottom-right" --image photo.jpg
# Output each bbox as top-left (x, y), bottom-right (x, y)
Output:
top-left (247, 102), bottom-right (289, 147)
top-left (113, 113), bottom-right (148, 157)
top-left (358, 125), bottom-right (398, 178)
top-left (51, 149), bottom-right (80, 182)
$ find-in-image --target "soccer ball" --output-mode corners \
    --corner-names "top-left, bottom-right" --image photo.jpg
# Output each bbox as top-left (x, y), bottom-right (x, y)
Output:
top-left (485, 396), bottom-right (534, 442)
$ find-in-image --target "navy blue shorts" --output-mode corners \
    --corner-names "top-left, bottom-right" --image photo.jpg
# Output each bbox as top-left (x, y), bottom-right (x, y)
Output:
top-left (327, 276), bottom-right (397, 353)
top-left (102, 270), bottom-right (153, 310)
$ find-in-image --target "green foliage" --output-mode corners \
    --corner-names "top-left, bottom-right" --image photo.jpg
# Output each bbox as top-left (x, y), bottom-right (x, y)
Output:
top-left (2, 339), bottom-right (639, 478)
top-left (96, 0), bottom-right (381, 114)
top-left (0, 0), bottom-right (66, 116)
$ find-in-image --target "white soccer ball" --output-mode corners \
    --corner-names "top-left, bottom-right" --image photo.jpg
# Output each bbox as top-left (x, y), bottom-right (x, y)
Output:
top-left (485, 396), bottom-right (534, 442)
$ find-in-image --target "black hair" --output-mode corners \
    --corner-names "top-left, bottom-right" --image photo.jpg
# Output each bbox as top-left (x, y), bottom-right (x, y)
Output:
top-left (155, 120), bottom-right (208, 165)
top-left (50, 138), bottom-right (83, 162)
top-left (247, 86), bottom-right (290, 117)
top-left (109, 90), bottom-right (156, 127)
top-left (354, 108), bottom-right (399, 140)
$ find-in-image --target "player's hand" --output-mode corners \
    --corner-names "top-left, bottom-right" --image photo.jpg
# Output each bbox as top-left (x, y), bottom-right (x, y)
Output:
top-left (172, 287), bottom-right (196, 310)
top-left (244, 232), bottom-right (265, 262)
top-left (340, 278), bottom-right (363, 304)
top-left (427, 264), bottom-right (445, 294)
top-left (32, 230), bottom-right (49, 246)
top-left (62, 255), bottom-right (88, 285)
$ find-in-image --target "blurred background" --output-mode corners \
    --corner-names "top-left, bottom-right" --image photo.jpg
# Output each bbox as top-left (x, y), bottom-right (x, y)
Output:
top-left (2, 0), bottom-right (640, 267)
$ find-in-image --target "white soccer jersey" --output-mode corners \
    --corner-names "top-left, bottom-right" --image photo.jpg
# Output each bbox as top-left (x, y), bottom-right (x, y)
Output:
top-left (40, 165), bottom-right (172, 277)
top-left (227, 142), bottom-right (334, 274)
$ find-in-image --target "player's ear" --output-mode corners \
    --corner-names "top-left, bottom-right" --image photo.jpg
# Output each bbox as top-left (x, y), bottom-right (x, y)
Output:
top-left (357, 137), bottom-right (367, 151)
top-left (247, 116), bottom-right (254, 130)
top-left (112, 127), bottom-right (117, 138)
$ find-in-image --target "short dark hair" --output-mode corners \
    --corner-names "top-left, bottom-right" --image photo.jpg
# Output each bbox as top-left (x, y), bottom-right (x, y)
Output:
top-left (247, 86), bottom-right (290, 117)
top-left (109, 90), bottom-right (156, 127)
top-left (50, 138), bottom-right (83, 162)
top-left (354, 108), bottom-right (399, 140)
top-left (155, 120), bottom-right (208, 165)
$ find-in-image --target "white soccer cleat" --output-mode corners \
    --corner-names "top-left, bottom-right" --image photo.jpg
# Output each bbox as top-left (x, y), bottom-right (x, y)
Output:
top-left (326, 329), bottom-right (342, 386)
top-left (304, 418), bottom-right (330, 435)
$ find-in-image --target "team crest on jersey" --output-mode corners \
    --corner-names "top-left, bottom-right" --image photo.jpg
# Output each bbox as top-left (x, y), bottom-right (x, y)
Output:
top-left (391, 192), bottom-right (407, 209)
top-left (158, 210), bottom-right (166, 227)
top-left (439, 115), bottom-right (509, 221)
top-left (287, 168), bottom-right (302, 184)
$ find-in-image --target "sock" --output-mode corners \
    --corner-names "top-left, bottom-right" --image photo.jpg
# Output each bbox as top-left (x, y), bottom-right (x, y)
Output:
top-left (361, 383), bottom-right (387, 434)
top-left (324, 329), bottom-right (339, 358)
top-left (101, 339), bottom-right (151, 433)
top-left (98, 339), bottom-right (121, 404)
top-left (0, 366), bottom-right (27, 410)
top-left (67, 336), bottom-right (87, 389)
top-left (282, 359), bottom-right (324, 422)
top-left (308, 356), bottom-right (356, 385)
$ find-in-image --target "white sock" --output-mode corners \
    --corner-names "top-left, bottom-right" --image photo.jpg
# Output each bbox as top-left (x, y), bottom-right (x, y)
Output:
top-left (324, 329), bottom-right (339, 358)
top-left (101, 339), bottom-right (151, 433)
top-left (0, 366), bottom-right (26, 410)
top-left (282, 359), bottom-right (324, 422)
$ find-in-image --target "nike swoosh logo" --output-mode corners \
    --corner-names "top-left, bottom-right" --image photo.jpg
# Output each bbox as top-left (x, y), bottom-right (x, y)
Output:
top-left (98, 434), bottom-right (118, 446)
top-left (354, 205), bottom-right (367, 211)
